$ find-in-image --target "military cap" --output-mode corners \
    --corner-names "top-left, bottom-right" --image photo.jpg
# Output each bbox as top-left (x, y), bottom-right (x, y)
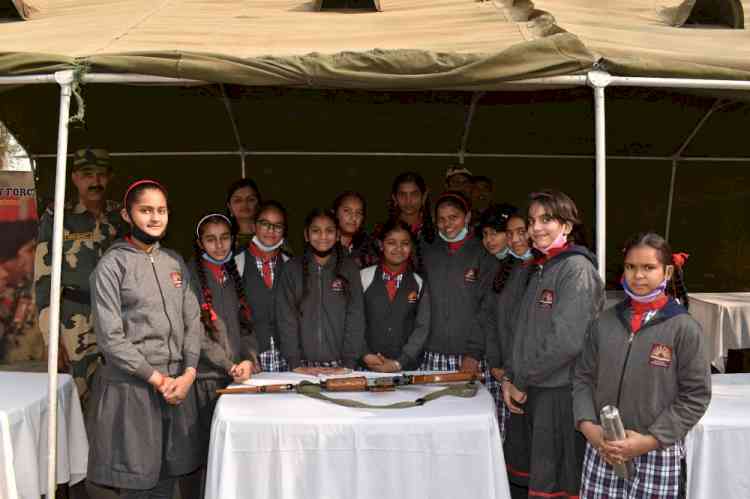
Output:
top-left (71, 148), bottom-right (110, 171)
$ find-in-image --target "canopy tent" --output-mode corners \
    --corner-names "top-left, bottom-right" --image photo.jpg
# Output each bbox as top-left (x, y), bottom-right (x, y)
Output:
top-left (0, 1), bottom-right (748, 497)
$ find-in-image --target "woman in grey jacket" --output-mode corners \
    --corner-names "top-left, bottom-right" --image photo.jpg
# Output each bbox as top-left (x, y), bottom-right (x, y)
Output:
top-left (276, 208), bottom-right (366, 372)
top-left (88, 180), bottom-right (202, 498)
top-left (500, 190), bottom-right (604, 499)
top-left (574, 233), bottom-right (710, 499)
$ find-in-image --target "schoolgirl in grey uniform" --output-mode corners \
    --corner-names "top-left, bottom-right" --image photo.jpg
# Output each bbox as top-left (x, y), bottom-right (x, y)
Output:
top-left (574, 233), bottom-right (710, 499)
top-left (499, 190), bottom-right (603, 499)
top-left (244, 201), bottom-right (291, 372)
top-left (360, 219), bottom-right (430, 372)
top-left (276, 208), bottom-right (366, 372)
top-left (420, 192), bottom-right (499, 400)
top-left (189, 213), bottom-right (257, 460)
top-left (477, 204), bottom-right (523, 442)
top-left (88, 180), bottom-right (201, 498)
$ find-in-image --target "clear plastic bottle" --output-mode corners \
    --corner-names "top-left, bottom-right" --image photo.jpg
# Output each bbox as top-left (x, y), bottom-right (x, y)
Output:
top-left (600, 405), bottom-right (635, 480)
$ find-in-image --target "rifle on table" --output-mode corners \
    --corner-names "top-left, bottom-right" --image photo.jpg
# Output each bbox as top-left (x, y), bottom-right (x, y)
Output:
top-left (217, 371), bottom-right (483, 408)
top-left (216, 371), bottom-right (482, 395)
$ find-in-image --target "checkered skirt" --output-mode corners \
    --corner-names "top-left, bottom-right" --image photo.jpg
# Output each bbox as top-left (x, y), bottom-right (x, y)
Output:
top-left (258, 337), bottom-right (289, 372)
top-left (580, 440), bottom-right (685, 499)
top-left (419, 351), bottom-right (509, 441)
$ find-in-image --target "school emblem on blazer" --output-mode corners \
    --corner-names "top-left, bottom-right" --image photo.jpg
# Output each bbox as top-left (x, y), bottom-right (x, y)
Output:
top-left (331, 278), bottom-right (345, 293)
top-left (407, 291), bottom-right (419, 303)
top-left (538, 289), bottom-right (554, 309)
top-left (649, 343), bottom-right (673, 368)
top-left (464, 268), bottom-right (478, 283)
top-left (170, 272), bottom-right (183, 288)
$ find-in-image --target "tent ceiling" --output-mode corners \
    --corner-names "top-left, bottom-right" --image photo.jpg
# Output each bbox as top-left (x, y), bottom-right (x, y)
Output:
top-left (1, 0), bottom-right (749, 86)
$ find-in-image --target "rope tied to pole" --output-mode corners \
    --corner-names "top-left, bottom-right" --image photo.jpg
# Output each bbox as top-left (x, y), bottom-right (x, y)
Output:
top-left (69, 61), bottom-right (91, 125)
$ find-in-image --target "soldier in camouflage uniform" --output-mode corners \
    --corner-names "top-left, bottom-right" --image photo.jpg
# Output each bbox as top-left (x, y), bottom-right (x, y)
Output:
top-left (34, 148), bottom-right (125, 408)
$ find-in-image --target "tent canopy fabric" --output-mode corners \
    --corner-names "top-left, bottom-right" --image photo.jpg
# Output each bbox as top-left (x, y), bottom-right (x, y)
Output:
top-left (0, 0), bottom-right (748, 87)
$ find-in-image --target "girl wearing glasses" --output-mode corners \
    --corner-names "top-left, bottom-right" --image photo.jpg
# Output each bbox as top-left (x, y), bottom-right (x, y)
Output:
top-left (246, 201), bottom-right (292, 372)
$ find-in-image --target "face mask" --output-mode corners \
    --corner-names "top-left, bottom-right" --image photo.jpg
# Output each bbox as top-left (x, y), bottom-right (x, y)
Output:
top-left (252, 235), bottom-right (284, 253)
top-left (439, 225), bottom-right (468, 243)
top-left (130, 223), bottom-right (163, 246)
top-left (533, 230), bottom-right (567, 254)
top-left (201, 251), bottom-right (233, 266)
top-left (622, 277), bottom-right (668, 303)
top-left (310, 245), bottom-right (335, 259)
top-left (494, 247), bottom-right (510, 260)
top-left (509, 248), bottom-right (533, 261)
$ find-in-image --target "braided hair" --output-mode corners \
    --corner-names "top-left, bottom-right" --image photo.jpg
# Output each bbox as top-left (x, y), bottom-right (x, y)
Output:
top-left (195, 214), bottom-right (254, 339)
top-left (622, 232), bottom-right (690, 310)
top-left (300, 208), bottom-right (350, 310)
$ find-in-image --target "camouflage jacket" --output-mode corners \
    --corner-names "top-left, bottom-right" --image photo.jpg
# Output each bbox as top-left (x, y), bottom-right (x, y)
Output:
top-left (34, 199), bottom-right (125, 342)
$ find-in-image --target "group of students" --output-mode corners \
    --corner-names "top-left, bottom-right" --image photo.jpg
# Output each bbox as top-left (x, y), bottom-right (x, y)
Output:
top-left (85, 168), bottom-right (712, 499)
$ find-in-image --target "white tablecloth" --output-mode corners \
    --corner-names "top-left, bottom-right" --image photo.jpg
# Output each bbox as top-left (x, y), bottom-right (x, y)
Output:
top-left (686, 374), bottom-right (750, 499)
top-left (0, 372), bottom-right (88, 499)
top-left (206, 372), bottom-right (511, 499)
top-left (689, 292), bottom-right (750, 371)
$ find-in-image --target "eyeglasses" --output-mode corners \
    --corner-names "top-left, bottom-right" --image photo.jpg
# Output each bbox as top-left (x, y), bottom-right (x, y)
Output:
top-left (257, 219), bottom-right (285, 234)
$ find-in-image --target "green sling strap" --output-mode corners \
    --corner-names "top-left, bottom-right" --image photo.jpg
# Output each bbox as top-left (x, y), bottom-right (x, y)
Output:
top-left (295, 380), bottom-right (479, 409)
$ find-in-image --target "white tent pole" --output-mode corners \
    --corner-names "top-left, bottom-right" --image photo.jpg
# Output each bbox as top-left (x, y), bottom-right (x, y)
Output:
top-left (3, 73), bottom-right (750, 92)
top-left (24, 150), bottom-right (750, 162)
top-left (45, 69), bottom-right (74, 499)
top-left (588, 71), bottom-right (610, 281)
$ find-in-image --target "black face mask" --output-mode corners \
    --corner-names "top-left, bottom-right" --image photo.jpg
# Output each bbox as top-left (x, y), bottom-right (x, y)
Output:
top-left (310, 245), bottom-right (335, 258)
top-left (130, 223), bottom-right (164, 246)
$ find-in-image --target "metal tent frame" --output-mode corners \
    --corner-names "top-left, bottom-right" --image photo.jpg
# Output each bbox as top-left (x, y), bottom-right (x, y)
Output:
top-left (0, 68), bottom-right (748, 498)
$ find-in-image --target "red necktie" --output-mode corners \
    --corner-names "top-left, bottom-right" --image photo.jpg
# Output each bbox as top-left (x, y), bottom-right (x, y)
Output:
top-left (249, 243), bottom-right (276, 289)
top-left (382, 263), bottom-right (407, 302)
top-left (203, 261), bottom-right (225, 285)
top-left (630, 295), bottom-right (668, 333)
top-left (447, 239), bottom-right (467, 255)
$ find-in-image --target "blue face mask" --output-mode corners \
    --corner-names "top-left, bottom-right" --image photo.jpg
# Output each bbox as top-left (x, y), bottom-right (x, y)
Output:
top-left (439, 225), bottom-right (468, 243)
top-left (495, 247), bottom-right (510, 260)
top-left (201, 251), bottom-right (233, 266)
top-left (509, 247), bottom-right (533, 261)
